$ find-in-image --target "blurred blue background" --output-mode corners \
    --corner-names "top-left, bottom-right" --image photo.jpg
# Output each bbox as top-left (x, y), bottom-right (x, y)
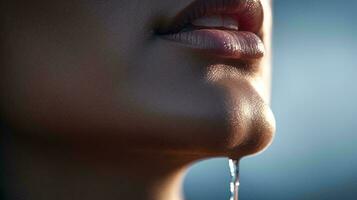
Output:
top-left (184, 0), bottom-right (357, 199)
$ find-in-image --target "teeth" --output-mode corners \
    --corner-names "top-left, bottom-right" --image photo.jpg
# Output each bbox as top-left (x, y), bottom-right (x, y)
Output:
top-left (193, 15), bottom-right (223, 28)
top-left (223, 17), bottom-right (239, 30)
top-left (192, 15), bottom-right (239, 30)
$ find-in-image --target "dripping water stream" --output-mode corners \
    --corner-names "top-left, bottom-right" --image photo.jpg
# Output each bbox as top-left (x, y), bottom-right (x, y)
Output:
top-left (228, 159), bottom-right (240, 200)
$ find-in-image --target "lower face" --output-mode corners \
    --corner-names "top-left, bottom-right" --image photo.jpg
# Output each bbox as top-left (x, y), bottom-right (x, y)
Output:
top-left (0, 0), bottom-right (275, 159)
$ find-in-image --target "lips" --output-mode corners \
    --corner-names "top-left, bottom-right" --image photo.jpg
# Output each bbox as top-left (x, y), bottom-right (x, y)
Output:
top-left (156, 0), bottom-right (265, 59)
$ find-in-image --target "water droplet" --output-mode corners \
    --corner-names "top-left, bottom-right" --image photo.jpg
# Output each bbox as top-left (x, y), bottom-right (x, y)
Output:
top-left (229, 159), bottom-right (240, 200)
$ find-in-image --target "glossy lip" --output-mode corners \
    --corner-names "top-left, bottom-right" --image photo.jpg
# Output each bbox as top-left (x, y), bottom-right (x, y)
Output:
top-left (156, 0), bottom-right (265, 59)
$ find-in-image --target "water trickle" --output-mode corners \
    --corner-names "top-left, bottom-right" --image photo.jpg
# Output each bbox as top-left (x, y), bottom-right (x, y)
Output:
top-left (229, 159), bottom-right (240, 200)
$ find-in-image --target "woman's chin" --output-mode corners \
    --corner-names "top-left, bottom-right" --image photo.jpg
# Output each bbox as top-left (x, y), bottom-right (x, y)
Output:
top-left (197, 66), bottom-right (276, 160)
top-left (224, 101), bottom-right (275, 160)
top-left (139, 73), bottom-right (276, 160)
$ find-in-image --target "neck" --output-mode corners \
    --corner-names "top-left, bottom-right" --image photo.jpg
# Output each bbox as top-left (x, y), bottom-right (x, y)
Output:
top-left (2, 134), bottom-right (193, 200)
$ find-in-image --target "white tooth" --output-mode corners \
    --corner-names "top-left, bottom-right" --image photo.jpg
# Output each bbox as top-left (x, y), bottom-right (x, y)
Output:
top-left (192, 15), bottom-right (239, 30)
top-left (192, 15), bottom-right (223, 28)
top-left (223, 16), bottom-right (239, 30)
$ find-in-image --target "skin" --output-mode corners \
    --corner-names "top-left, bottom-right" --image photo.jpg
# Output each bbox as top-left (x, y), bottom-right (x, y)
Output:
top-left (0, 0), bottom-right (274, 200)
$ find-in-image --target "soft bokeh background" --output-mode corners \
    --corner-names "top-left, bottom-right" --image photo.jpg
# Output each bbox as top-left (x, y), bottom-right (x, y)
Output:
top-left (184, 0), bottom-right (357, 199)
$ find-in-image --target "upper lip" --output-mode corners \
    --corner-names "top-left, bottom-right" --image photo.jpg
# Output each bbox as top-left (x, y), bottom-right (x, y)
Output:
top-left (158, 0), bottom-right (264, 34)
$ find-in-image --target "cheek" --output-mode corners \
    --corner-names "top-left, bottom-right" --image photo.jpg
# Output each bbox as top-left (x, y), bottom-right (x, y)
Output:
top-left (0, 0), bottom-right (141, 134)
top-left (0, 59), bottom-right (124, 135)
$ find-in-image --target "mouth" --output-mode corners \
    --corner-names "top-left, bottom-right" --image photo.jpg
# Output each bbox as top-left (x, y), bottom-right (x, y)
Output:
top-left (156, 0), bottom-right (265, 60)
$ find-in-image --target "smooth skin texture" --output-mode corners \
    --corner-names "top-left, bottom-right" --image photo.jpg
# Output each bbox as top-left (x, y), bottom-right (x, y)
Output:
top-left (0, 0), bottom-right (274, 200)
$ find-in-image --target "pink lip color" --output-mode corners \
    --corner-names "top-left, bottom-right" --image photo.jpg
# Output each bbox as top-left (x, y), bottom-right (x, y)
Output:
top-left (158, 0), bottom-right (265, 59)
top-left (163, 30), bottom-right (264, 59)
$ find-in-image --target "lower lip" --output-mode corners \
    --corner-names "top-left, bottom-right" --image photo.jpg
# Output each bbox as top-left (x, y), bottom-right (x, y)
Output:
top-left (160, 29), bottom-right (265, 59)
